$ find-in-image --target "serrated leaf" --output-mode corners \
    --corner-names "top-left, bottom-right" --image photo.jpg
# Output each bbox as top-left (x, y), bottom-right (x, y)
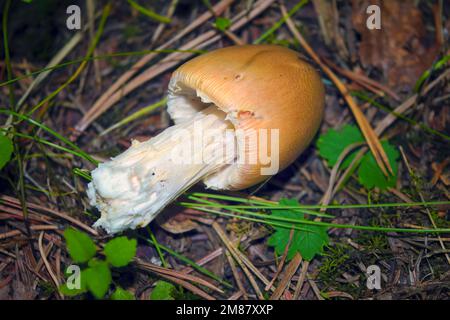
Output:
top-left (111, 287), bottom-right (135, 300)
top-left (358, 141), bottom-right (399, 190)
top-left (63, 228), bottom-right (96, 263)
top-left (84, 261), bottom-right (111, 299)
top-left (0, 134), bottom-right (13, 171)
top-left (150, 281), bottom-right (175, 300)
top-left (317, 124), bottom-right (364, 169)
top-left (318, 125), bottom-right (400, 191)
top-left (267, 199), bottom-right (329, 261)
top-left (214, 17), bottom-right (231, 31)
top-left (103, 237), bottom-right (137, 267)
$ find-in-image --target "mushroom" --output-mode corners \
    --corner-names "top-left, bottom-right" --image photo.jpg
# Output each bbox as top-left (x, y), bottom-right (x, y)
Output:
top-left (87, 45), bottom-right (325, 234)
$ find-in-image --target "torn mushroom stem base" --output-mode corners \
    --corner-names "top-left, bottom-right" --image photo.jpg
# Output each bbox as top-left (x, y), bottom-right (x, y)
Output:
top-left (88, 106), bottom-right (237, 234)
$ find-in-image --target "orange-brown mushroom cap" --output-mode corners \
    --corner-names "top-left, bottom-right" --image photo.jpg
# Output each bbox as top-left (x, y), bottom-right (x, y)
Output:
top-left (167, 45), bottom-right (325, 190)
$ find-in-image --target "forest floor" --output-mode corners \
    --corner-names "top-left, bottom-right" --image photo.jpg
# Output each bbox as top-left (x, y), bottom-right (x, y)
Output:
top-left (0, 0), bottom-right (449, 300)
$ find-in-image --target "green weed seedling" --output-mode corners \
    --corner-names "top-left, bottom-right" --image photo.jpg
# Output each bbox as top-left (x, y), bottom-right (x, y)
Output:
top-left (59, 228), bottom-right (137, 299)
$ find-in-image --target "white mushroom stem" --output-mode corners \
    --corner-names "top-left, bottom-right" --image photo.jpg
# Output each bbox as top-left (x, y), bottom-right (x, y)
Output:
top-left (87, 106), bottom-right (236, 234)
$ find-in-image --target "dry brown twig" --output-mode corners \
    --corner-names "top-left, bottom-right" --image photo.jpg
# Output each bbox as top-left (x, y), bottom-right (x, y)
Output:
top-left (265, 227), bottom-right (295, 291)
top-left (270, 252), bottom-right (302, 300)
top-left (212, 222), bottom-right (264, 299)
top-left (225, 249), bottom-right (249, 299)
top-left (38, 232), bottom-right (63, 299)
top-left (139, 260), bottom-right (224, 293)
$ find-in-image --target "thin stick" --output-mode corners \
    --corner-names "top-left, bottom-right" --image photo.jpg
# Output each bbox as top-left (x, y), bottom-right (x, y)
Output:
top-left (212, 222), bottom-right (264, 299)
top-left (265, 228), bottom-right (295, 291)
top-left (225, 249), bottom-right (249, 300)
top-left (270, 252), bottom-right (302, 300)
top-left (38, 232), bottom-right (63, 299)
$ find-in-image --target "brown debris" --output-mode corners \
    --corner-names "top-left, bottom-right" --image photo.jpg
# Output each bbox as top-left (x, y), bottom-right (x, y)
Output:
top-left (352, 0), bottom-right (439, 91)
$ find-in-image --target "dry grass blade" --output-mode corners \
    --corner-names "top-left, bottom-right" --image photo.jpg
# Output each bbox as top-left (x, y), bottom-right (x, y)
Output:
top-left (0, 225), bottom-right (58, 240)
top-left (17, 32), bottom-right (83, 109)
top-left (164, 274), bottom-right (216, 300)
top-left (180, 248), bottom-right (223, 274)
top-left (151, 0), bottom-right (179, 45)
top-left (293, 261), bottom-right (309, 299)
top-left (212, 222), bottom-right (264, 299)
top-left (38, 232), bottom-right (63, 299)
top-left (86, 0), bottom-right (101, 87)
top-left (324, 58), bottom-right (401, 101)
top-left (281, 4), bottom-right (393, 176)
top-left (1, 195), bottom-right (98, 236)
top-left (225, 249), bottom-right (248, 299)
top-left (135, 258), bottom-right (224, 294)
top-left (270, 252), bottom-right (302, 300)
top-left (265, 227), bottom-right (295, 291)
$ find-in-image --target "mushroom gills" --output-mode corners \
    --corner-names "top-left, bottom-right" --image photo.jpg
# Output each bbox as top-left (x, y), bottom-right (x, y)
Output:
top-left (87, 106), bottom-right (236, 234)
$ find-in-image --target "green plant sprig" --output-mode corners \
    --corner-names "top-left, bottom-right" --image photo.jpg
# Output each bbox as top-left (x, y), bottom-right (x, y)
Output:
top-left (182, 194), bottom-right (450, 234)
top-left (0, 110), bottom-right (97, 164)
top-left (182, 200), bottom-right (450, 211)
top-left (61, 228), bottom-right (137, 299)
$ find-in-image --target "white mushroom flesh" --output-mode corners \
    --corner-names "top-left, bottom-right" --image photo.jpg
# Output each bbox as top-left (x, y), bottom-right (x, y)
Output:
top-left (87, 106), bottom-right (236, 234)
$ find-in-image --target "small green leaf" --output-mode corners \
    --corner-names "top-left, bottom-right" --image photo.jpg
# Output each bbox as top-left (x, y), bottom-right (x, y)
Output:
top-left (59, 268), bottom-right (88, 296)
top-left (84, 261), bottom-right (112, 299)
top-left (0, 134), bottom-right (13, 171)
top-left (358, 141), bottom-right (399, 190)
top-left (267, 199), bottom-right (329, 261)
top-left (317, 124), bottom-right (364, 169)
top-left (103, 237), bottom-right (137, 267)
top-left (214, 17), bottom-right (231, 31)
top-left (59, 283), bottom-right (85, 296)
top-left (111, 287), bottom-right (135, 300)
top-left (318, 124), bottom-right (400, 191)
top-left (150, 281), bottom-right (175, 300)
top-left (63, 228), bottom-right (96, 263)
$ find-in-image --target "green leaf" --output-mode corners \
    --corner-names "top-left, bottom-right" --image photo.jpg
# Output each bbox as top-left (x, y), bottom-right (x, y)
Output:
top-left (111, 287), bottom-right (135, 300)
top-left (63, 228), bottom-right (96, 263)
top-left (150, 281), bottom-right (176, 300)
top-left (358, 141), bottom-right (399, 190)
top-left (59, 268), bottom-right (88, 297)
top-left (0, 134), bottom-right (13, 170)
top-left (84, 261), bottom-right (112, 299)
top-left (103, 236), bottom-right (137, 267)
top-left (318, 124), bottom-right (400, 191)
top-left (317, 124), bottom-right (364, 169)
top-left (214, 17), bottom-right (231, 31)
top-left (267, 199), bottom-right (329, 261)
